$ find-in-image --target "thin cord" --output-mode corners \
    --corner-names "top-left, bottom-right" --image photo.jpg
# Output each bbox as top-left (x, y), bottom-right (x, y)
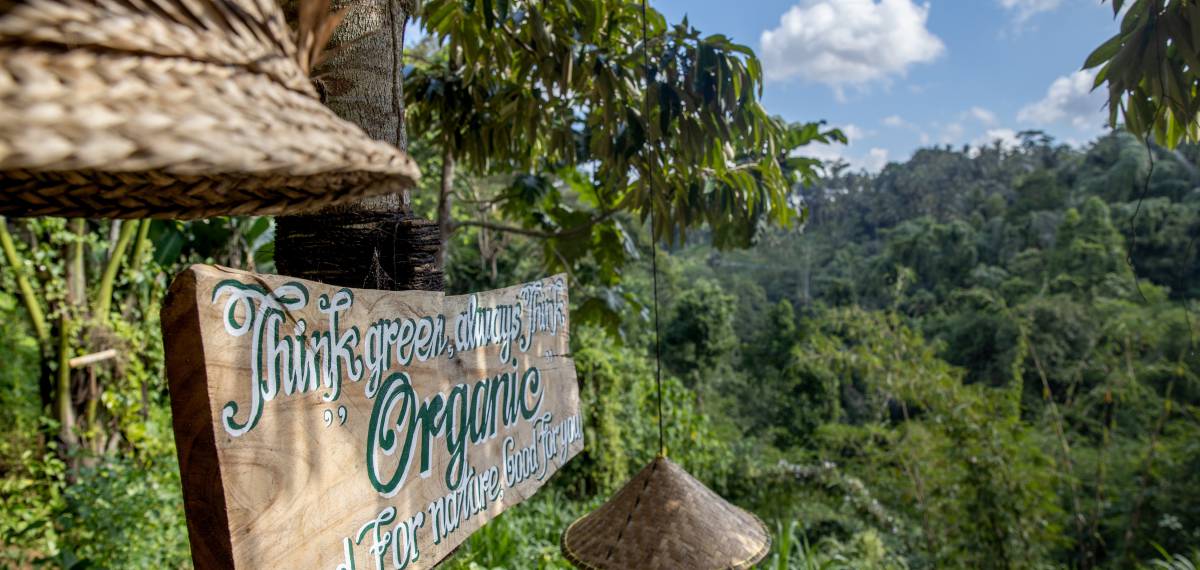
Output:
top-left (1126, 132), bottom-right (1155, 304)
top-left (1182, 227), bottom-right (1200, 356)
top-left (640, 0), bottom-right (666, 457)
top-left (1126, 127), bottom-right (1200, 355)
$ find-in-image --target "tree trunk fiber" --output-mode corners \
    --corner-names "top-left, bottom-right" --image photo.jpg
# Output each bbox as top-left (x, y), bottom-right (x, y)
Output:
top-left (436, 149), bottom-right (455, 269)
top-left (275, 0), bottom-right (443, 292)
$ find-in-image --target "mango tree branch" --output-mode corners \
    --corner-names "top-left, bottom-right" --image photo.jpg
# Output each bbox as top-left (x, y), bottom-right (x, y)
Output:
top-left (500, 23), bottom-right (540, 58)
top-left (94, 221), bottom-right (137, 322)
top-left (0, 216), bottom-right (49, 344)
top-left (452, 209), bottom-right (619, 239)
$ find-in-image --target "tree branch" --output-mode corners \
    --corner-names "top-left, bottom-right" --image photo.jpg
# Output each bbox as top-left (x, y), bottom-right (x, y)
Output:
top-left (56, 314), bottom-right (77, 448)
top-left (129, 219), bottom-right (152, 274)
top-left (0, 217), bottom-right (49, 344)
top-left (117, 219), bottom-right (153, 317)
top-left (500, 23), bottom-right (540, 58)
top-left (452, 209), bottom-right (618, 239)
top-left (95, 220), bottom-right (137, 322)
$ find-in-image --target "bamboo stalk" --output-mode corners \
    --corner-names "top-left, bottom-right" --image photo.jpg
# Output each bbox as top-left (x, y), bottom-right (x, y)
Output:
top-left (94, 221), bottom-right (137, 321)
top-left (57, 314), bottom-right (77, 447)
top-left (130, 219), bottom-right (152, 274)
top-left (121, 219), bottom-right (154, 315)
top-left (0, 216), bottom-right (49, 344)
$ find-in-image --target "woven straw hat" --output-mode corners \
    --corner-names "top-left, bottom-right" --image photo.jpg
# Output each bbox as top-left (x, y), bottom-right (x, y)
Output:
top-left (0, 0), bottom-right (419, 219)
top-left (562, 456), bottom-right (771, 570)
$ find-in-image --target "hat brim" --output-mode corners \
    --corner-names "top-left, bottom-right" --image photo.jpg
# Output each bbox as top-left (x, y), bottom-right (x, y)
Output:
top-left (0, 0), bottom-right (420, 219)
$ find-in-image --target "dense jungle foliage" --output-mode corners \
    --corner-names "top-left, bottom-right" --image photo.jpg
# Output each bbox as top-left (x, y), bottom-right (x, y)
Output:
top-left (2, 128), bottom-right (1198, 569)
top-left (432, 130), bottom-right (1200, 570)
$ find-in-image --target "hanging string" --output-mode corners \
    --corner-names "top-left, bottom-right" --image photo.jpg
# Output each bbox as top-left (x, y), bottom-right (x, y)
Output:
top-left (597, 6), bottom-right (666, 560)
top-left (1125, 100), bottom-right (1197, 356)
top-left (1126, 131), bottom-right (1155, 305)
top-left (640, 0), bottom-right (666, 457)
top-left (1135, 114), bottom-right (1199, 359)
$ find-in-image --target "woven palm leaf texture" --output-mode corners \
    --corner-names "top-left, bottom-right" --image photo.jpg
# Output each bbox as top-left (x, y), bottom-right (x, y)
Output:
top-left (0, 0), bottom-right (420, 219)
top-left (562, 456), bottom-right (771, 570)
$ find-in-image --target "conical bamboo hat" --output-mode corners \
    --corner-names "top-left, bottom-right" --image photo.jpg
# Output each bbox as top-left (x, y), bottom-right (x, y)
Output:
top-left (0, 0), bottom-right (420, 219)
top-left (561, 456), bottom-right (770, 570)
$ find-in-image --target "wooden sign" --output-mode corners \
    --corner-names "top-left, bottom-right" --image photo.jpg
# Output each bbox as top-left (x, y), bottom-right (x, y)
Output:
top-left (161, 265), bottom-right (583, 569)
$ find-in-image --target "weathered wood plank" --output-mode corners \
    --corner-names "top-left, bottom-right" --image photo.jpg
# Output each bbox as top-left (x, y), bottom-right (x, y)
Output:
top-left (162, 265), bottom-right (582, 569)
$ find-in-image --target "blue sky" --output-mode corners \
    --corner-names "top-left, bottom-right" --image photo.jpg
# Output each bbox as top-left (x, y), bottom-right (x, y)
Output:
top-left (652, 0), bottom-right (1123, 171)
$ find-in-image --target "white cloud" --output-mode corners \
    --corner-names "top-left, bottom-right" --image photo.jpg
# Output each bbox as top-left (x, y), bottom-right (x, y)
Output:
top-left (969, 106), bottom-right (997, 125)
top-left (864, 147), bottom-right (890, 171)
top-left (1017, 69), bottom-right (1107, 133)
top-left (999, 0), bottom-right (1063, 23)
top-left (759, 0), bottom-right (945, 98)
top-left (938, 122), bottom-right (965, 144)
top-left (974, 128), bottom-right (1021, 149)
top-left (797, 144), bottom-right (843, 163)
top-left (796, 125), bottom-right (888, 172)
top-left (841, 123), bottom-right (875, 142)
top-left (881, 114), bottom-right (931, 148)
top-left (797, 144), bottom-right (890, 173)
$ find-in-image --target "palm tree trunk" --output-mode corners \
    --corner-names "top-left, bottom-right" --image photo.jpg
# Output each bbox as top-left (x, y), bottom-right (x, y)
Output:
top-left (275, 0), bottom-right (443, 291)
top-left (437, 148), bottom-right (455, 268)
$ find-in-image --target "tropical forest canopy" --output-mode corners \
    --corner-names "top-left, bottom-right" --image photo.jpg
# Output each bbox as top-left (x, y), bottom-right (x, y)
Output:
top-left (433, 129), bottom-right (1200, 569)
top-left (1, 0), bottom-right (1199, 569)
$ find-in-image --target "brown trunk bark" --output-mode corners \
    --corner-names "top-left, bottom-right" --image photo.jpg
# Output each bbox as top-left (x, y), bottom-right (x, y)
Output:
top-left (275, 0), bottom-right (443, 292)
top-left (436, 149), bottom-right (455, 269)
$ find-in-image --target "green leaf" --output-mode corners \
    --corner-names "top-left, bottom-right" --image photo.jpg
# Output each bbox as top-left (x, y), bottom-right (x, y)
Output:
top-left (482, 0), bottom-right (494, 29)
top-left (575, 296), bottom-right (623, 339)
top-left (1084, 33), bottom-right (1123, 69)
